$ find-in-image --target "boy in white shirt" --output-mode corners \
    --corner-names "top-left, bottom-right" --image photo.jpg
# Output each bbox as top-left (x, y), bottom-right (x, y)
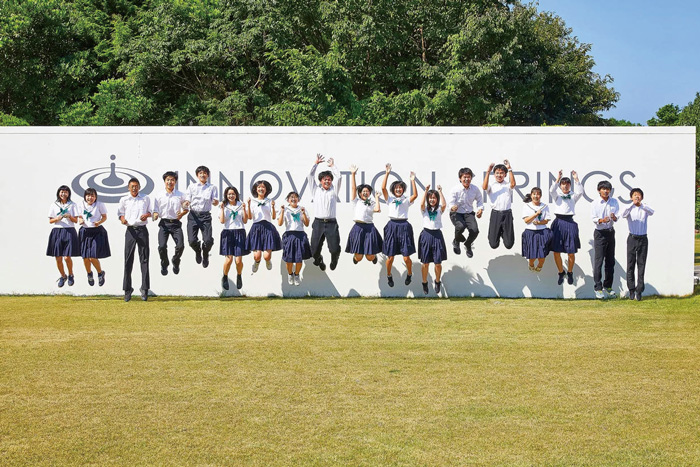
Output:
top-left (621, 188), bottom-right (654, 301)
top-left (591, 180), bottom-right (619, 299)
top-left (482, 159), bottom-right (516, 250)
top-left (118, 178), bottom-right (152, 302)
top-left (153, 171), bottom-right (188, 276)
top-left (185, 165), bottom-right (219, 269)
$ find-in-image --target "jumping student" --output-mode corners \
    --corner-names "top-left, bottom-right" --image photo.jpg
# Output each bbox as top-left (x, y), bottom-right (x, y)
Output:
top-left (448, 167), bottom-right (483, 258)
top-left (482, 159), bottom-right (516, 249)
top-left (219, 186), bottom-right (249, 290)
top-left (118, 178), bottom-right (152, 302)
top-left (621, 188), bottom-right (654, 301)
top-left (380, 163), bottom-right (418, 287)
top-left (246, 180), bottom-right (282, 273)
top-left (591, 180), bottom-right (619, 299)
top-left (549, 169), bottom-right (584, 286)
top-left (78, 188), bottom-right (110, 286)
top-left (185, 165), bottom-right (219, 269)
top-left (419, 185), bottom-right (447, 294)
top-left (521, 187), bottom-right (552, 272)
top-left (153, 171), bottom-right (188, 276)
top-left (47, 185), bottom-right (80, 287)
top-left (345, 165), bottom-right (382, 264)
top-left (308, 154), bottom-right (342, 271)
top-left (278, 191), bottom-right (312, 286)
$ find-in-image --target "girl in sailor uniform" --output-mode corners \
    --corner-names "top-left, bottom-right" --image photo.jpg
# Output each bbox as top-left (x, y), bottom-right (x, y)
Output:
top-left (219, 186), bottom-right (249, 290)
top-left (78, 188), bottom-right (110, 286)
top-left (245, 180), bottom-right (282, 273)
top-left (345, 165), bottom-right (382, 264)
top-left (521, 187), bottom-right (553, 272)
top-left (418, 185), bottom-right (448, 295)
top-left (277, 191), bottom-right (312, 286)
top-left (380, 163), bottom-right (418, 287)
top-left (47, 185), bottom-right (80, 287)
top-left (549, 170), bottom-right (584, 285)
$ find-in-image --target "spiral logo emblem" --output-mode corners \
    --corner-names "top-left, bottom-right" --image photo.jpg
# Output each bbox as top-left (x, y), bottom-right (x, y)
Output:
top-left (71, 155), bottom-right (155, 203)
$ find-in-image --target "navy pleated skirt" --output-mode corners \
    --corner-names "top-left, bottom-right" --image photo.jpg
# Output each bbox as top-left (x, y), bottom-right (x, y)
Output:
top-left (46, 227), bottom-right (80, 257)
top-left (282, 231), bottom-right (312, 263)
top-left (551, 215), bottom-right (581, 253)
top-left (418, 228), bottom-right (447, 264)
top-left (220, 228), bottom-right (250, 256)
top-left (345, 222), bottom-right (383, 255)
top-left (521, 228), bottom-right (553, 260)
top-left (79, 226), bottom-right (111, 259)
top-left (245, 220), bottom-right (282, 251)
top-left (382, 219), bottom-right (416, 257)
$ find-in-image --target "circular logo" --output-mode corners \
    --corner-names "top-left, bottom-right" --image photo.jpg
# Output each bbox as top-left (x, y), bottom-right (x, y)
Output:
top-left (72, 155), bottom-right (155, 203)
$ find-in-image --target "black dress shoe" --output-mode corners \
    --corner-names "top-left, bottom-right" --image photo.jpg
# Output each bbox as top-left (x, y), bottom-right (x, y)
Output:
top-left (405, 274), bottom-right (412, 285)
top-left (422, 282), bottom-right (429, 294)
top-left (141, 290), bottom-right (148, 301)
top-left (387, 276), bottom-right (394, 287)
top-left (222, 275), bottom-right (229, 290)
top-left (236, 274), bottom-right (243, 290)
top-left (124, 289), bottom-right (133, 302)
top-left (452, 240), bottom-right (461, 254)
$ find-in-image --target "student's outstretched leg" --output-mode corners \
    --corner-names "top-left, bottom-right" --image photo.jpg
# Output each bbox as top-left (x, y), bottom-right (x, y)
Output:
top-left (502, 211), bottom-right (515, 249)
top-left (65, 257), bottom-right (74, 276)
top-left (434, 264), bottom-right (443, 282)
top-left (90, 258), bottom-right (103, 274)
top-left (553, 252), bottom-right (564, 272)
top-left (55, 257), bottom-right (66, 277)
top-left (353, 253), bottom-right (363, 263)
top-left (567, 254), bottom-right (575, 272)
top-left (286, 262), bottom-right (293, 275)
top-left (234, 256), bottom-right (244, 289)
top-left (386, 256), bottom-right (395, 277)
top-left (294, 262), bottom-right (302, 274)
top-left (366, 254), bottom-right (376, 263)
top-left (223, 256), bottom-right (233, 276)
top-left (83, 258), bottom-right (93, 274)
top-left (536, 258), bottom-right (545, 270)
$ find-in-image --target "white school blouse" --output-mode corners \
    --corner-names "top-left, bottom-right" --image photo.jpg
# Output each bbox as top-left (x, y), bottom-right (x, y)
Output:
top-left (186, 182), bottom-right (219, 212)
top-left (48, 201), bottom-right (78, 228)
top-left (486, 179), bottom-right (513, 211)
top-left (386, 195), bottom-right (411, 219)
top-left (308, 164), bottom-right (341, 218)
top-left (250, 198), bottom-right (273, 223)
top-left (153, 190), bottom-right (187, 220)
top-left (550, 181), bottom-right (583, 215)
top-left (422, 208), bottom-right (443, 230)
top-left (283, 206), bottom-right (306, 232)
top-left (448, 183), bottom-right (484, 214)
top-left (80, 200), bottom-right (107, 228)
top-left (117, 194), bottom-right (151, 227)
top-left (522, 202), bottom-right (551, 231)
top-left (222, 202), bottom-right (246, 230)
top-left (622, 203), bottom-right (654, 235)
top-left (352, 197), bottom-right (376, 223)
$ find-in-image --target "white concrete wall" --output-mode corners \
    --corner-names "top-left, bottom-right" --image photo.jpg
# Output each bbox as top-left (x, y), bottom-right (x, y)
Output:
top-left (1, 126), bottom-right (695, 298)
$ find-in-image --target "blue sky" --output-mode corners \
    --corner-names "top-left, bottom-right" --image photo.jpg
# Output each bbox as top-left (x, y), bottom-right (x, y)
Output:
top-left (534, 0), bottom-right (700, 124)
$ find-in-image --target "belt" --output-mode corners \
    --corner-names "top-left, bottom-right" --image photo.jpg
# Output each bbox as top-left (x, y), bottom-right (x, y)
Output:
top-left (315, 218), bottom-right (337, 223)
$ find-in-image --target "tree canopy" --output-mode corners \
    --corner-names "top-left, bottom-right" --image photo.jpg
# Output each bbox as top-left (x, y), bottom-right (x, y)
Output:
top-left (1, 0), bottom-right (618, 126)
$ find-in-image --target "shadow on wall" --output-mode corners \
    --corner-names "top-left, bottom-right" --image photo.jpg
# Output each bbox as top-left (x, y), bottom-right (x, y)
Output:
top-left (441, 265), bottom-right (497, 298)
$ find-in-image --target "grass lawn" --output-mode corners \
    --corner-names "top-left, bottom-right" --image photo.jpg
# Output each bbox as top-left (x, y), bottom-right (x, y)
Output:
top-left (2, 296), bottom-right (700, 465)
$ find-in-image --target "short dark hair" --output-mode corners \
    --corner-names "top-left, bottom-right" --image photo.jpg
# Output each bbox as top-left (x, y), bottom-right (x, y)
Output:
top-left (390, 180), bottom-right (407, 196)
top-left (560, 177), bottom-right (572, 186)
top-left (196, 165), bottom-right (210, 176)
top-left (630, 187), bottom-right (644, 199)
top-left (356, 184), bottom-right (373, 198)
top-left (251, 180), bottom-right (272, 197)
top-left (222, 186), bottom-right (240, 206)
top-left (597, 180), bottom-right (612, 191)
top-left (56, 185), bottom-right (72, 202)
top-left (458, 168), bottom-right (474, 178)
top-left (128, 177), bottom-right (140, 186)
top-left (523, 187), bottom-right (542, 204)
top-left (286, 191), bottom-right (300, 201)
top-left (493, 164), bottom-right (508, 174)
top-left (163, 171), bottom-right (178, 181)
top-left (318, 170), bottom-right (334, 182)
top-left (84, 187), bottom-right (97, 201)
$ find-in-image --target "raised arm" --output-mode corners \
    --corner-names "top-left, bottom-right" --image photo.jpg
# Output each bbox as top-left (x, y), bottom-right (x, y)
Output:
top-left (328, 157), bottom-right (341, 196)
top-left (277, 204), bottom-right (284, 226)
top-left (409, 172), bottom-right (418, 203)
top-left (571, 171), bottom-right (583, 200)
top-left (349, 164), bottom-right (358, 199)
top-left (381, 163), bottom-right (391, 200)
top-left (301, 206), bottom-right (310, 227)
top-left (482, 163), bottom-right (494, 191)
top-left (505, 159), bottom-right (515, 189)
top-left (420, 184), bottom-right (429, 212)
top-left (308, 153), bottom-right (324, 196)
top-left (219, 204), bottom-right (226, 224)
top-left (373, 192), bottom-right (381, 213)
top-left (438, 185), bottom-right (447, 213)
top-left (550, 169), bottom-right (562, 199)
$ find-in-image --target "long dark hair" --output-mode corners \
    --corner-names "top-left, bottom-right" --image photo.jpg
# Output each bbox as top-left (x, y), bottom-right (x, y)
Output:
top-left (523, 187), bottom-right (542, 204)
top-left (425, 189), bottom-right (440, 213)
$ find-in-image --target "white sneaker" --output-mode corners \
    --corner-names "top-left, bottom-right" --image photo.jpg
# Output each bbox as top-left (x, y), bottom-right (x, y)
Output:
top-left (605, 288), bottom-right (617, 298)
top-left (288, 274), bottom-right (294, 285)
top-left (252, 261), bottom-right (260, 273)
top-left (294, 274), bottom-right (301, 286)
top-left (595, 290), bottom-right (605, 299)
top-left (266, 260), bottom-right (272, 270)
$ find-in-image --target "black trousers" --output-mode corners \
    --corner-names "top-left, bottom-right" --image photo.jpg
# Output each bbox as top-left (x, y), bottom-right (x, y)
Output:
top-left (158, 219), bottom-right (185, 266)
top-left (487, 209), bottom-right (514, 249)
top-left (187, 211), bottom-right (213, 254)
top-left (123, 226), bottom-right (150, 293)
top-left (627, 234), bottom-right (648, 294)
top-left (449, 212), bottom-right (479, 247)
top-left (593, 228), bottom-right (616, 291)
top-left (310, 218), bottom-right (341, 261)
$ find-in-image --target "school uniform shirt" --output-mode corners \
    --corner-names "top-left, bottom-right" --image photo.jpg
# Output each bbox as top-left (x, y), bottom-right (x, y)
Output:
top-left (522, 202), bottom-right (551, 231)
top-left (117, 193), bottom-right (151, 226)
top-left (283, 206), bottom-right (306, 232)
top-left (222, 202), bottom-right (246, 230)
top-left (621, 203), bottom-right (654, 235)
top-left (386, 195), bottom-right (411, 219)
top-left (80, 200), bottom-right (108, 228)
top-left (486, 179), bottom-right (513, 211)
top-left (448, 183), bottom-right (484, 214)
top-left (591, 197), bottom-right (620, 230)
top-left (186, 182), bottom-right (219, 212)
top-left (422, 208), bottom-right (443, 230)
top-left (550, 181), bottom-right (583, 215)
top-left (250, 198), bottom-right (273, 223)
top-left (308, 164), bottom-right (341, 218)
top-left (352, 197), bottom-right (376, 223)
top-left (48, 201), bottom-right (78, 228)
top-left (153, 190), bottom-right (187, 220)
